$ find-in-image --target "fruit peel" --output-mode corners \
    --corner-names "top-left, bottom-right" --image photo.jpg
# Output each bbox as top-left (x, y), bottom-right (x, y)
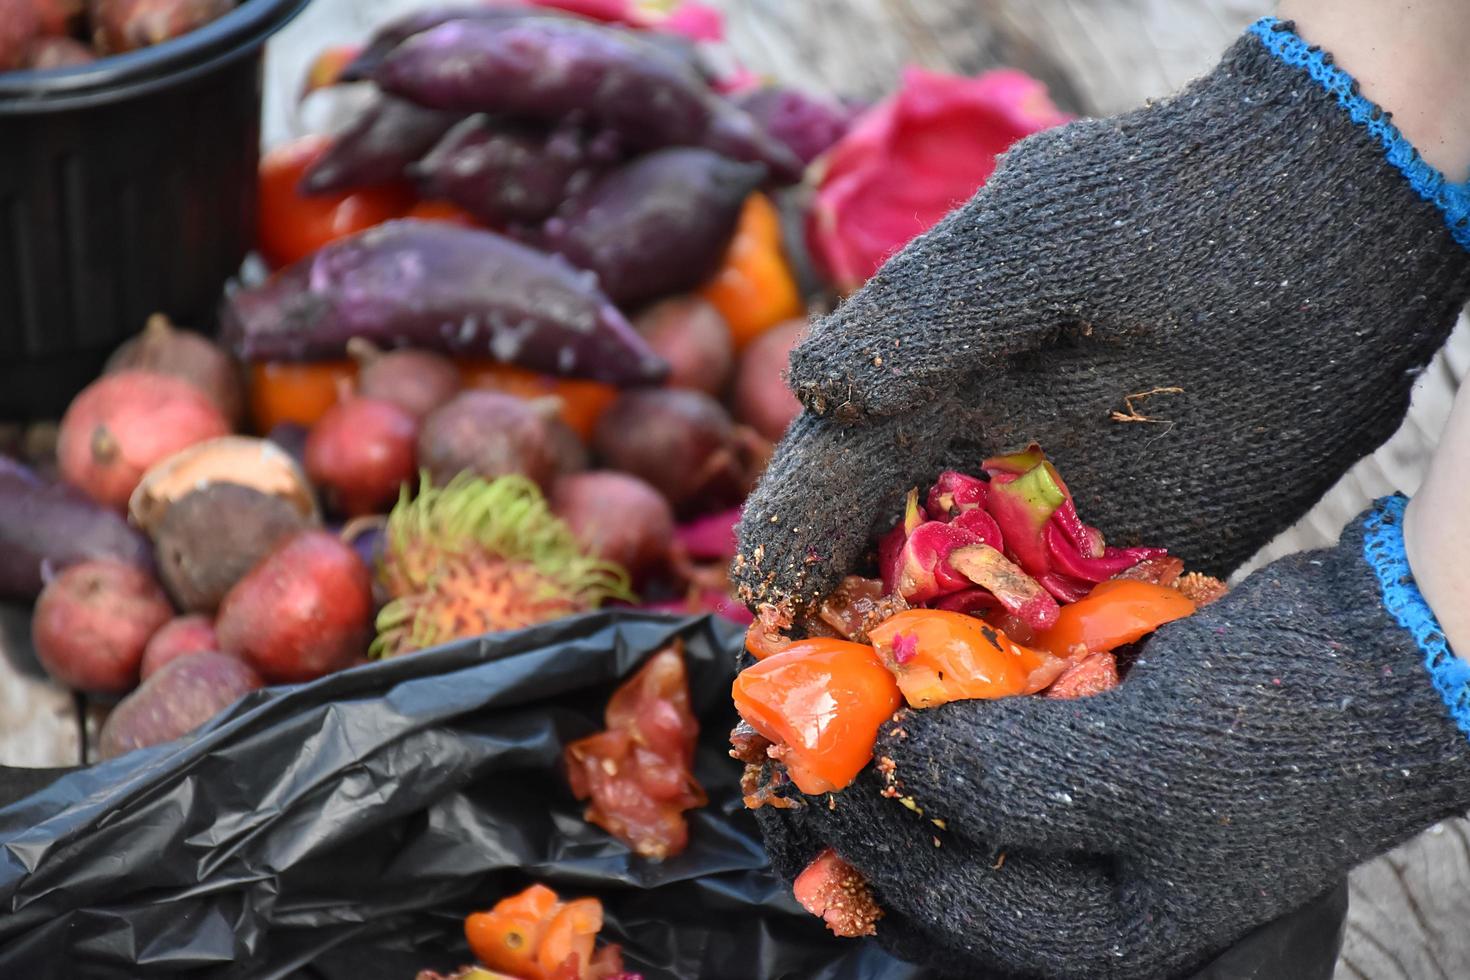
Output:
top-left (372, 473), bottom-right (633, 657)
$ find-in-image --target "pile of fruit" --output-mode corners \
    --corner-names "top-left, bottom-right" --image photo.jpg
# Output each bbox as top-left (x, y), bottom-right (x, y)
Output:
top-left (0, 0), bottom-right (238, 72)
top-left (1, 0), bottom-right (1077, 774)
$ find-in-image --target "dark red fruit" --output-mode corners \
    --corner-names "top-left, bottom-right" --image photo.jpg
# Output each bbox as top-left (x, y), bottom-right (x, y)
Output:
top-left (140, 614), bottom-right (219, 680)
top-left (553, 471), bottom-right (675, 580)
top-left (31, 559), bottom-right (173, 695)
top-left (306, 395), bottom-right (419, 516)
top-left (348, 339), bottom-right (461, 420)
top-left (215, 531), bottom-right (374, 683)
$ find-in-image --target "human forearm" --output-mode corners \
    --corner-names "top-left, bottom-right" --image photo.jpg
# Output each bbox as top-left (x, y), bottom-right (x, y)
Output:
top-left (1279, 0), bottom-right (1470, 178)
top-left (1406, 381), bottom-right (1470, 660)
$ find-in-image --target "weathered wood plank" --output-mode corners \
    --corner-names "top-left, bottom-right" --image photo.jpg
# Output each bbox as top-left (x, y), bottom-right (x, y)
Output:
top-left (0, 605), bottom-right (82, 768)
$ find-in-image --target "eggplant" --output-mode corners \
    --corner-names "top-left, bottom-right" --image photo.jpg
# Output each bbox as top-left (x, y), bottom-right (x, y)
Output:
top-left (410, 115), bottom-right (608, 226)
top-left (0, 463), bottom-right (154, 600)
top-left (300, 95), bottom-right (463, 195)
top-left (533, 147), bottom-right (765, 307)
top-left (220, 220), bottom-right (667, 386)
top-left (373, 18), bottom-right (802, 182)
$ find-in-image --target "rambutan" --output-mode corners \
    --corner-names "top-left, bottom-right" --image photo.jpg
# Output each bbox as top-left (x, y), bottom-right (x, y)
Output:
top-left (371, 473), bottom-right (634, 657)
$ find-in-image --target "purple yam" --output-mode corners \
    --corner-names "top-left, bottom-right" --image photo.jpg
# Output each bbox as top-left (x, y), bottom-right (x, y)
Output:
top-left (337, 4), bottom-right (540, 82)
top-left (220, 219), bottom-right (667, 386)
top-left (0, 469), bottom-right (153, 600)
top-left (301, 95), bottom-right (463, 195)
top-left (339, 3), bottom-right (709, 83)
top-left (533, 147), bottom-right (764, 307)
top-left (410, 115), bottom-right (605, 226)
top-left (733, 85), bottom-right (858, 166)
top-left (373, 18), bottom-right (801, 182)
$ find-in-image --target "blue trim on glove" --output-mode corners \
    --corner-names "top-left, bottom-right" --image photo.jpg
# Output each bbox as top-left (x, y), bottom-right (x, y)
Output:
top-left (1248, 17), bottom-right (1470, 252)
top-left (1364, 495), bottom-right (1470, 738)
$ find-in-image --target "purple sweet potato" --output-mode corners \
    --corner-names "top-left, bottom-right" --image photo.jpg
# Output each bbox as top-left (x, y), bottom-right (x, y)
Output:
top-left (410, 116), bottom-right (607, 227)
top-left (220, 219), bottom-right (667, 385)
top-left (534, 148), bottom-right (765, 306)
top-left (373, 18), bottom-right (801, 181)
top-left (337, 4), bottom-right (541, 82)
top-left (733, 85), bottom-right (858, 166)
top-left (300, 94), bottom-right (463, 195)
top-left (98, 652), bottom-right (264, 759)
top-left (0, 464), bottom-right (153, 600)
top-left (339, 3), bottom-right (707, 83)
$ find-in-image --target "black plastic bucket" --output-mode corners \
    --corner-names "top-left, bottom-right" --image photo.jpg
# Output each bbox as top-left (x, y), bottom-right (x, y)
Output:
top-left (0, 0), bottom-right (309, 420)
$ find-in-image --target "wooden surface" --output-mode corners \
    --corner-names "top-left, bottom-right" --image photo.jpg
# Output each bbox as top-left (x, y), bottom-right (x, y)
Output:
top-left (4, 1), bottom-right (1467, 976)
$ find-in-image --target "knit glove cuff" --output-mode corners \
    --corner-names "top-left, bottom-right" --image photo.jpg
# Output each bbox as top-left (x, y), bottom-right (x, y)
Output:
top-left (1250, 17), bottom-right (1470, 251)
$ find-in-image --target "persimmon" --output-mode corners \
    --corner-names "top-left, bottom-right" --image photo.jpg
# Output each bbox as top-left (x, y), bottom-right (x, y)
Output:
top-left (247, 360), bottom-right (355, 431)
top-left (699, 193), bottom-right (803, 349)
top-left (1032, 578), bottom-right (1196, 659)
top-left (869, 609), bottom-right (1066, 709)
top-left (459, 361), bottom-right (616, 441)
top-left (732, 639), bottom-right (901, 795)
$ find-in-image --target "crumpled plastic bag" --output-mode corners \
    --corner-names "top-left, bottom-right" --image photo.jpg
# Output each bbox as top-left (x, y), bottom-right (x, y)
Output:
top-left (0, 611), bottom-right (1344, 979)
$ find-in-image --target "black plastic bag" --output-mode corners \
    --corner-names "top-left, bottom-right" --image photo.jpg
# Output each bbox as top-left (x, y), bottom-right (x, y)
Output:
top-left (0, 611), bottom-right (1345, 979)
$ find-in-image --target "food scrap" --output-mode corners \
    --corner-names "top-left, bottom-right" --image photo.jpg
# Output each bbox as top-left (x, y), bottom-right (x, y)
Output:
top-left (792, 849), bottom-right (883, 938)
top-left (731, 638), bottom-right (901, 795)
top-left (449, 883), bottom-right (641, 980)
top-left (565, 645), bottom-right (707, 860)
top-left (727, 445), bottom-right (1228, 931)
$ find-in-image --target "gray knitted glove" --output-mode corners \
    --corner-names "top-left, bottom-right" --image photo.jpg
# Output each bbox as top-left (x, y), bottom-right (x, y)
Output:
top-left (735, 18), bottom-right (1470, 612)
top-left (752, 498), bottom-right (1470, 979)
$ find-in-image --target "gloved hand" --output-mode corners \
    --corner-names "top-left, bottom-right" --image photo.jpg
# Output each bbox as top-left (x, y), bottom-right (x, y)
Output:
top-left (733, 18), bottom-right (1470, 613)
top-left (753, 498), bottom-right (1470, 979)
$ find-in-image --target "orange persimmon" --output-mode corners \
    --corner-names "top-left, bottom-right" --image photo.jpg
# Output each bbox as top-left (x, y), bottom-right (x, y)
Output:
top-left (535, 898), bottom-right (603, 979)
top-left (1032, 578), bottom-right (1196, 659)
top-left (247, 360), bottom-right (356, 431)
top-left (459, 360), bottom-right (617, 440)
top-left (732, 639), bottom-right (901, 795)
top-left (257, 135), bottom-right (412, 269)
top-left (868, 609), bottom-right (1067, 709)
top-left (464, 883), bottom-right (563, 979)
top-left (405, 200), bottom-right (481, 226)
top-left (699, 193), bottom-right (803, 349)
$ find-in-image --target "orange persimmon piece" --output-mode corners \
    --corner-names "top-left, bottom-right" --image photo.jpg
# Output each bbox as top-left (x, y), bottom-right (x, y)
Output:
top-left (868, 609), bottom-right (1067, 709)
top-left (405, 200), bottom-right (482, 227)
top-left (1032, 579), bottom-right (1196, 659)
top-left (248, 359), bottom-right (356, 431)
top-left (732, 639), bottom-right (901, 795)
top-left (459, 360), bottom-right (617, 440)
top-left (464, 883), bottom-right (563, 979)
top-left (700, 193), bottom-right (803, 349)
top-left (535, 898), bottom-right (603, 980)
